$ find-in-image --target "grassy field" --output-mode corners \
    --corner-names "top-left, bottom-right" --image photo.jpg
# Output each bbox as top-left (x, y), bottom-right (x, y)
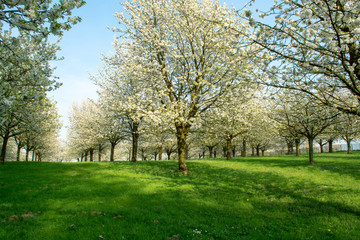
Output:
top-left (1, 152), bottom-right (360, 239)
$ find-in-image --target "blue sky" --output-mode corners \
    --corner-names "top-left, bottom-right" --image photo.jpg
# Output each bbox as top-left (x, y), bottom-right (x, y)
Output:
top-left (50, 0), bottom-right (273, 140)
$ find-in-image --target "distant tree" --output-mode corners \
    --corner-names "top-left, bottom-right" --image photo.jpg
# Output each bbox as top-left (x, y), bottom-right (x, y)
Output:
top-left (274, 91), bottom-right (338, 164)
top-left (0, 34), bottom-right (59, 164)
top-left (67, 100), bottom-right (104, 161)
top-left (334, 113), bottom-right (360, 154)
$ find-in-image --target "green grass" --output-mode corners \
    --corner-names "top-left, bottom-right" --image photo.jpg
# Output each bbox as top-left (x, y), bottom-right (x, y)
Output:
top-left (1, 152), bottom-right (360, 239)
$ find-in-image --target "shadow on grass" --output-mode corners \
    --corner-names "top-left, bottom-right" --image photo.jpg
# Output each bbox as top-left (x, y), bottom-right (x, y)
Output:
top-left (206, 153), bottom-right (360, 180)
top-left (1, 160), bottom-right (359, 239)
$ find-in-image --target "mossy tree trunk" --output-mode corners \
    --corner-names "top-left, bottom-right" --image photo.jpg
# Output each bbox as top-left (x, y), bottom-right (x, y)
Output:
top-left (175, 122), bottom-right (190, 174)
top-left (241, 138), bottom-right (246, 157)
top-left (346, 137), bottom-right (352, 154)
top-left (225, 135), bottom-right (233, 160)
top-left (207, 146), bottom-right (214, 158)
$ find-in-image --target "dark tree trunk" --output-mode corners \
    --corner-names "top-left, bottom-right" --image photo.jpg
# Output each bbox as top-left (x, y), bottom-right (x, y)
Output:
top-left (232, 146), bottom-right (236, 158)
top-left (287, 141), bottom-right (294, 155)
top-left (131, 123), bottom-right (139, 162)
top-left (295, 138), bottom-right (300, 156)
top-left (154, 152), bottom-right (158, 160)
top-left (110, 142), bottom-right (116, 162)
top-left (308, 138), bottom-right (314, 165)
top-left (256, 145), bottom-right (260, 156)
top-left (0, 135), bottom-right (10, 164)
top-left (89, 148), bottom-right (94, 162)
top-left (25, 149), bottom-right (30, 162)
top-left (241, 138), bottom-right (246, 157)
top-left (158, 146), bottom-right (163, 160)
top-left (222, 145), bottom-right (226, 158)
top-left (16, 145), bottom-right (21, 162)
top-left (346, 138), bottom-right (352, 154)
top-left (328, 139), bottom-right (334, 153)
top-left (175, 122), bottom-right (190, 174)
top-left (85, 151), bottom-right (88, 162)
top-left (214, 151), bottom-right (217, 158)
top-left (261, 149), bottom-right (265, 156)
top-left (202, 151), bottom-right (205, 159)
top-left (185, 144), bottom-right (189, 160)
top-left (226, 137), bottom-right (232, 160)
top-left (208, 146), bottom-right (214, 158)
top-left (167, 150), bottom-right (171, 160)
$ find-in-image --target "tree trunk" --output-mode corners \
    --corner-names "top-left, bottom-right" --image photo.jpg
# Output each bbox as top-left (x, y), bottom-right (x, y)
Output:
top-left (346, 138), bottom-right (352, 154)
top-left (141, 148), bottom-right (145, 161)
top-left (98, 145), bottom-right (102, 162)
top-left (308, 138), bottom-right (314, 165)
top-left (25, 149), bottom-right (30, 162)
top-left (232, 146), bottom-right (236, 158)
top-left (0, 135), bottom-right (10, 164)
top-left (32, 150), bottom-right (35, 161)
top-left (208, 146), bottom-right (214, 158)
top-left (287, 141), bottom-right (294, 155)
top-left (328, 139), bottom-right (334, 153)
top-left (261, 149), bottom-right (265, 156)
top-left (175, 122), bottom-right (190, 174)
top-left (158, 146), bottom-right (163, 160)
top-left (226, 136), bottom-right (232, 160)
top-left (185, 144), bottom-right (189, 160)
top-left (110, 142), bottom-right (116, 162)
top-left (295, 138), bottom-right (300, 156)
top-left (85, 151), bottom-right (88, 162)
top-left (222, 145), bottom-right (226, 158)
top-left (214, 150), bottom-right (217, 158)
top-left (154, 152), bottom-right (158, 161)
top-left (90, 148), bottom-right (94, 162)
top-left (241, 138), bottom-right (246, 157)
top-left (318, 139), bottom-right (324, 153)
top-left (131, 123), bottom-right (139, 162)
top-left (256, 145), bottom-right (260, 156)
top-left (16, 145), bottom-right (21, 162)
top-left (167, 150), bottom-right (171, 160)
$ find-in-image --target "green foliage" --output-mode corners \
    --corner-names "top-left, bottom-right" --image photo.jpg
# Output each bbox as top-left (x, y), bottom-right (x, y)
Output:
top-left (1, 152), bottom-right (360, 239)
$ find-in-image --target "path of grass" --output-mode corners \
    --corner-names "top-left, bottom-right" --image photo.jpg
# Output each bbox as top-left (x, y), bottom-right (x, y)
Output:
top-left (1, 152), bottom-right (359, 239)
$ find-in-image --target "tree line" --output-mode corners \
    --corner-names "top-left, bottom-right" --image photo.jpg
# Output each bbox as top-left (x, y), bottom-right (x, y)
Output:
top-left (66, 0), bottom-right (360, 173)
top-left (1, 1), bottom-right (360, 174)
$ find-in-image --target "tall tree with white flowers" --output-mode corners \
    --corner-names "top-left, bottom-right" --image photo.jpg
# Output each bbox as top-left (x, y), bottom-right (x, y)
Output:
top-left (115, 0), bottom-right (258, 173)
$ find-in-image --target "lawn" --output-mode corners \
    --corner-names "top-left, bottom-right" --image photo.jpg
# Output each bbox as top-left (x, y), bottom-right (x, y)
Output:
top-left (1, 152), bottom-right (359, 239)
